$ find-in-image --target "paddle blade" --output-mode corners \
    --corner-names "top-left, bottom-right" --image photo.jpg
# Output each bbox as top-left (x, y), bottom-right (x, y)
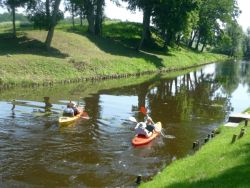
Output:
top-left (164, 135), bottom-right (176, 139)
top-left (140, 107), bottom-right (147, 115)
top-left (81, 111), bottom-right (90, 120)
top-left (129, 117), bottom-right (137, 123)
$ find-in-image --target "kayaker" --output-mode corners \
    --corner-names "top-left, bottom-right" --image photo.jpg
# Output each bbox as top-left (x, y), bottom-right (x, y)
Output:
top-left (134, 122), bottom-right (152, 137)
top-left (71, 102), bottom-right (80, 116)
top-left (63, 102), bottom-right (74, 117)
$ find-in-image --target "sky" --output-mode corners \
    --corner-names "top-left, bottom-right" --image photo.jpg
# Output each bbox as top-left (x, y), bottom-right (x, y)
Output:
top-left (0, 0), bottom-right (249, 31)
top-left (104, 0), bottom-right (142, 23)
top-left (236, 0), bottom-right (249, 31)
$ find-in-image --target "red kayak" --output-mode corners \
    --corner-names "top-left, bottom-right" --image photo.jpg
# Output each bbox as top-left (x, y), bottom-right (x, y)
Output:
top-left (132, 122), bottom-right (162, 146)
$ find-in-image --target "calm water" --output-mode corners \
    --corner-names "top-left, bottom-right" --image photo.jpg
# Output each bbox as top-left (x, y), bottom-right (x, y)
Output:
top-left (1, 61), bottom-right (250, 187)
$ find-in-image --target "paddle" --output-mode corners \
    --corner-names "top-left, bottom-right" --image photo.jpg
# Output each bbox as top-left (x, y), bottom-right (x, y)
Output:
top-left (129, 116), bottom-right (138, 123)
top-left (81, 111), bottom-right (90, 120)
top-left (140, 106), bottom-right (147, 116)
top-left (140, 106), bottom-right (155, 124)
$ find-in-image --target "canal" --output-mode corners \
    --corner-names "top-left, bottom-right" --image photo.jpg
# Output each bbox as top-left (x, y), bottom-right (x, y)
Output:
top-left (1, 61), bottom-right (250, 187)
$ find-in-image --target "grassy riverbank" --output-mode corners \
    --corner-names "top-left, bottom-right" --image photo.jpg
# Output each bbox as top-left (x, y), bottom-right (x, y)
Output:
top-left (0, 22), bottom-right (227, 87)
top-left (141, 109), bottom-right (250, 188)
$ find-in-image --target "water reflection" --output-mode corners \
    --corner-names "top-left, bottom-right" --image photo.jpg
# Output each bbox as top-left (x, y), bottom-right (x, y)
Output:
top-left (1, 61), bottom-right (250, 187)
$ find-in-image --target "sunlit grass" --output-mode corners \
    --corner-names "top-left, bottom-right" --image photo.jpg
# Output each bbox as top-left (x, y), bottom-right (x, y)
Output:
top-left (141, 121), bottom-right (250, 188)
top-left (0, 22), bottom-right (227, 86)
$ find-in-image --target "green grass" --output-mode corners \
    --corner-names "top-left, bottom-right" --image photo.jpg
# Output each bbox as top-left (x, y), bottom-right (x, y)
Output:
top-left (244, 108), bottom-right (250, 113)
top-left (140, 119), bottom-right (250, 188)
top-left (0, 22), bottom-right (227, 86)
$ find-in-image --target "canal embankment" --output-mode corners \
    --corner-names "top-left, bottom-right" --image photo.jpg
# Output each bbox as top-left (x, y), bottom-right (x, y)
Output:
top-left (140, 108), bottom-right (250, 188)
top-left (0, 23), bottom-right (227, 89)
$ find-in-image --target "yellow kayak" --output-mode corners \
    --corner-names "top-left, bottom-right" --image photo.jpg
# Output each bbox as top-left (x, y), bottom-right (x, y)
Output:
top-left (59, 110), bottom-right (84, 126)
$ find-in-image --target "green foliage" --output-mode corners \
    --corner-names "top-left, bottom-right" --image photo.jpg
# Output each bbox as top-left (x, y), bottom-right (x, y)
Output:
top-left (197, 0), bottom-right (240, 48)
top-left (1, 0), bottom-right (29, 9)
top-left (213, 21), bottom-right (244, 57)
top-left (119, 0), bottom-right (240, 52)
top-left (0, 0), bottom-right (30, 37)
top-left (0, 12), bottom-right (28, 22)
top-left (243, 28), bottom-right (250, 59)
top-left (27, 0), bottom-right (64, 30)
top-left (0, 0), bottom-right (241, 52)
top-left (152, 0), bottom-right (199, 46)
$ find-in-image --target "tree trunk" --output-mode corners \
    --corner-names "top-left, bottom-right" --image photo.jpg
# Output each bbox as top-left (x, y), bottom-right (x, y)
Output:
top-left (86, 12), bottom-right (95, 34)
top-left (45, 0), bottom-right (50, 30)
top-left (45, 0), bottom-right (61, 49)
top-left (12, 6), bottom-right (16, 38)
top-left (163, 29), bottom-right (168, 49)
top-left (165, 30), bottom-right (173, 46)
top-left (189, 30), bottom-right (198, 48)
top-left (176, 34), bottom-right (181, 47)
top-left (201, 42), bottom-right (206, 52)
top-left (85, 0), bottom-right (95, 34)
top-left (195, 32), bottom-right (201, 51)
top-left (71, 3), bottom-right (75, 27)
top-left (138, 5), bottom-right (152, 50)
top-left (80, 11), bottom-right (83, 26)
top-left (95, 0), bottom-right (104, 36)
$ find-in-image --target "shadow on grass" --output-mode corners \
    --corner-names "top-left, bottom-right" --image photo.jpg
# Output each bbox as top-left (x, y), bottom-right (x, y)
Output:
top-left (0, 33), bottom-right (68, 58)
top-left (166, 143), bottom-right (250, 188)
top-left (65, 26), bottom-right (165, 69)
top-left (90, 34), bottom-right (165, 68)
top-left (102, 22), bottom-right (174, 57)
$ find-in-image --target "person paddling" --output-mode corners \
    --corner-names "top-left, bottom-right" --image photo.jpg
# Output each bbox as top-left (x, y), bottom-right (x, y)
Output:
top-left (63, 101), bottom-right (80, 117)
top-left (134, 116), bottom-right (156, 137)
top-left (134, 122), bottom-right (152, 137)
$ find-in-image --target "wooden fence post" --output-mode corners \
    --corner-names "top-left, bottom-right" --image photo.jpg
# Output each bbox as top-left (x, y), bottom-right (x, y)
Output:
top-left (238, 128), bottom-right (245, 139)
top-left (245, 120), bottom-right (248, 126)
top-left (136, 175), bottom-right (142, 185)
top-left (231, 134), bottom-right (237, 143)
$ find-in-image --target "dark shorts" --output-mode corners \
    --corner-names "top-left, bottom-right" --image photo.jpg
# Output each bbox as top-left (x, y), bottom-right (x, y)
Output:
top-left (63, 112), bottom-right (74, 117)
top-left (146, 125), bottom-right (154, 132)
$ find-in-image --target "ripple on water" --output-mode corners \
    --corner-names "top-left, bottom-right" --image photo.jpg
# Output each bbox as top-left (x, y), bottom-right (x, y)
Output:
top-left (111, 147), bottom-right (163, 176)
top-left (47, 159), bottom-right (111, 176)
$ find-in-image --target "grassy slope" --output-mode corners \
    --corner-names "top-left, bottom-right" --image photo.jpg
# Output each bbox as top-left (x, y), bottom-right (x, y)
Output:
top-left (141, 110), bottom-right (250, 188)
top-left (0, 22), bottom-right (226, 86)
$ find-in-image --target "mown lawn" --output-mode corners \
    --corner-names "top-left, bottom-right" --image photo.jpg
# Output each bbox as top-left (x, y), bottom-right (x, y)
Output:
top-left (0, 22), bottom-right (227, 86)
top-left (141, 115), bottom-right (250, 188)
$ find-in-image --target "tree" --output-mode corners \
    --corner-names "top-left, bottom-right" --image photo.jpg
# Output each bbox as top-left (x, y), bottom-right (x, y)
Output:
top-left (69, 0), bottom-right (105, 35)
top-left (152, 0), bottom-right (199, 48)
top-left (213, 21), bottom-right (243, 57)
top-left (243, 28), bottom-right (250, 59)
top-left (94, 0), bottom-right (104, 35)
top-left (83, 0), bottom-right (95, 34)
top-left (27, 0), bottom-right (63, 30)
top-left (64, 0), bottom-right (79, 27)
top-left (122, 0), bottom-right (159, 50)
top-left (0, 12), bottom-right (28, 22)
top-left (45, 0), bottom-right (61, 49)
top-left (0, 0), bottom-right (29, 37)
top-left (194, 0), bottom-right (240, 52)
